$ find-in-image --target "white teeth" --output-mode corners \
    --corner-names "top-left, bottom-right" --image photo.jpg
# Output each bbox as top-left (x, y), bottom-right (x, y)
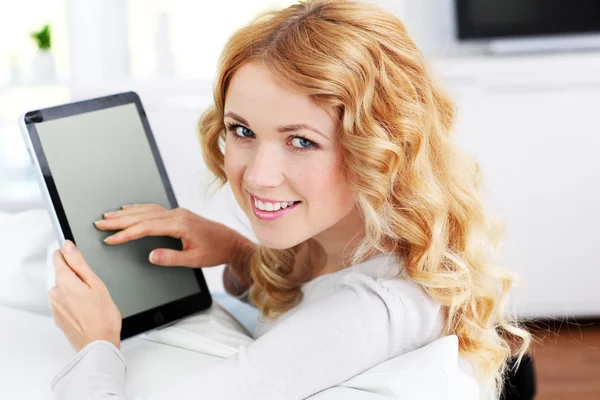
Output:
top-left (253, 197), bottom-right (298, 212)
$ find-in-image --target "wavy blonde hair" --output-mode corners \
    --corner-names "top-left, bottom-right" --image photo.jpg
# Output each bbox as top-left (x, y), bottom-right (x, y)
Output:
top-left (198, 0), bottom-right (531, 393)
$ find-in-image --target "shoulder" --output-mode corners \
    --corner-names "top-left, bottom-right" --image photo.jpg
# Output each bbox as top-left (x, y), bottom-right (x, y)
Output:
top-left (335, 267), bottom-right (440, 317)
top-left (330, 265), bottom-right (445, 352)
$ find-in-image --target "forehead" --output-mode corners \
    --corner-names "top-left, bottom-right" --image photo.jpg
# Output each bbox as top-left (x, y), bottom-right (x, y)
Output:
top-left (224, 62), bottom-right (337, 135)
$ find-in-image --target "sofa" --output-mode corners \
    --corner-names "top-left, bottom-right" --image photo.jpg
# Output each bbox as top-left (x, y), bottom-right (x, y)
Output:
top-left (0, 209), bottom-right (483, 399)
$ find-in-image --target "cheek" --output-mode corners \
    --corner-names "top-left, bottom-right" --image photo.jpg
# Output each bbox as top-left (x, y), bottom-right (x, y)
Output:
top-left (328, 170), bottom-right (355, 212)
top-left (224, 141), bottom-right (245, 191)
top-left (302, 157), bottom-right (354, 211)
top-left (224, 136), bottom-right (242, 174)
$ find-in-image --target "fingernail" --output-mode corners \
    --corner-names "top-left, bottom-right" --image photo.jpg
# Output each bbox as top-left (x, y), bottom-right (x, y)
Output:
top-left (104, 236), bottom-right (113, 244)
top-left (121, 205), bottom-right (133, 209)
top-left (64, 240), bottom-right (75, 253)
top-left (149, 250), bottom-right (155, 264)
top-left (93, 220), bottom-right (103, 227)
top-left (104, 212), bottom-right (116, 218)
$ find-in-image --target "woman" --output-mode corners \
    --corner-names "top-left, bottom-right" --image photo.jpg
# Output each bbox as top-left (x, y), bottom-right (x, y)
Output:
top-left (49, 0), bottom-right (531, 398)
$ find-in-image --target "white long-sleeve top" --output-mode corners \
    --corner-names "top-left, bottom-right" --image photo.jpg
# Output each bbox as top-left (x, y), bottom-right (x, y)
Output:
top-left (51, 253), bottom-right (445, 399)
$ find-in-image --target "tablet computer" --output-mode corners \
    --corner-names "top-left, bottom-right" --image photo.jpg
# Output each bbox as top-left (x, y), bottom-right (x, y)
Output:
top-left (19, 91), bottom-right (212, 339)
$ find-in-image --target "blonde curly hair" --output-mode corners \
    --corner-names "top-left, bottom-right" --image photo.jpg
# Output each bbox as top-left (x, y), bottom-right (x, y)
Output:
top-left (198, 0), bottom-right (531, 393)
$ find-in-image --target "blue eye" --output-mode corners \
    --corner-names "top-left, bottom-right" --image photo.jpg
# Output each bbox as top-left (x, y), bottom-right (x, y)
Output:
top-left (291, 137), bottom-right (314, 149)
top-left (231, 125), bottom-right (253, 138)
top-left (225, 122), bottom-right (253, 138)
top-left (225, 122), bottom-right (319, 152)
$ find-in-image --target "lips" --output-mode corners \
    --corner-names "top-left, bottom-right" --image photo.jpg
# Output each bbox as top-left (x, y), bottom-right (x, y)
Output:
top-left (250, 194), bottom-right (302, 221)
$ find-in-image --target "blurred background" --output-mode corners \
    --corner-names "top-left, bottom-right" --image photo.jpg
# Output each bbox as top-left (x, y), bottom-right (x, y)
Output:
top-left (0, 1), bottom-right (599, 398)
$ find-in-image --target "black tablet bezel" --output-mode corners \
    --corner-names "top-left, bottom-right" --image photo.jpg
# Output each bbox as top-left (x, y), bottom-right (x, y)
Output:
top-left (23, 91), bottom-right (212, 340)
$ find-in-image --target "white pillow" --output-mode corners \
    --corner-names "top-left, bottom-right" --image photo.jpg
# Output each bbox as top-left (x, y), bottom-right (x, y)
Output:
top-left (0, 209), bottom-right (55, 315)
top-left (310, 335), bottom-right (481, 400)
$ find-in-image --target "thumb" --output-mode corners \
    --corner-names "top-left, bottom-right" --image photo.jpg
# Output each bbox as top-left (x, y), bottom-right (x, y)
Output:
top-left (61, 240), bottom-right (99, 285)
top-left (149, 248), bottom-right (197, 267)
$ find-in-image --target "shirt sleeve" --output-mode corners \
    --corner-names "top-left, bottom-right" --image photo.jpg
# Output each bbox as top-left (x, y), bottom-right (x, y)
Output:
top-left (51, 272), bottom-right (441, 400)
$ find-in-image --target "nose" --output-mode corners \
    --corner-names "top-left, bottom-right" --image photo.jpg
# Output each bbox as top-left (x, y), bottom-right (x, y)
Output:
top-left (244, 144), bottom-right (285, 189)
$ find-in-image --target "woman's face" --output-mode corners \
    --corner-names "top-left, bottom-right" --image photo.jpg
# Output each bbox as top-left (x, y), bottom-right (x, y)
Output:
top-left (223, 61), bottom-right (357, 249)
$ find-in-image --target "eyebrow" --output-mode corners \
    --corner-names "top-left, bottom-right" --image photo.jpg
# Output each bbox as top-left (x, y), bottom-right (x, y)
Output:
top-left (224, 111), bottom-right (329, 141)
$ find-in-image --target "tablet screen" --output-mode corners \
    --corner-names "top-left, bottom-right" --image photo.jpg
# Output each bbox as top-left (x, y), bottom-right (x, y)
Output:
top-left (35, 103), bottom-right (201, 319)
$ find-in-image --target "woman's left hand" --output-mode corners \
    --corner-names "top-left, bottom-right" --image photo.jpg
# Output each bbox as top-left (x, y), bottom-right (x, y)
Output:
top-left (49, 240), bottom-right (122, 352)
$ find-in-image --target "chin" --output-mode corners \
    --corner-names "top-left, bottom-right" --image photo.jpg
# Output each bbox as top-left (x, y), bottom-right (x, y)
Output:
top-left (254, 230), bottom-right (305, 250)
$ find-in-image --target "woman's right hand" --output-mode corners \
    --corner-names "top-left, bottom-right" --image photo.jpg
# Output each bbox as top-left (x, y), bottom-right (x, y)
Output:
top-left (93, 204), bottom-right (251, 269)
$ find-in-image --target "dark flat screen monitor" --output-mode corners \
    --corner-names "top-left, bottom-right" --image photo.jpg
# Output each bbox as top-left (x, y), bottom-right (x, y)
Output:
top-left (455, 0), bottom-right (600, 40)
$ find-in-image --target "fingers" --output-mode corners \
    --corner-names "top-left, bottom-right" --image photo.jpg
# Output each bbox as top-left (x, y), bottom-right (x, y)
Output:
top-left (121, 203), bottom-right (156, 210)
top-left (94, 210), bottom-right (168, 231)
top-left (104, 218), bottom-right (185, 245)
top-left (59, 240), bottom-right (99, 286)
top-left (103, 204), bottom-right (165, 219)
top-left (149, 248), bottom-right (197, 267)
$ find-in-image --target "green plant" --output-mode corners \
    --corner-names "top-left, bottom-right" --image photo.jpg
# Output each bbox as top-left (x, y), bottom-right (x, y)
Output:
top-left (31, 24), bottom-right (52, 51)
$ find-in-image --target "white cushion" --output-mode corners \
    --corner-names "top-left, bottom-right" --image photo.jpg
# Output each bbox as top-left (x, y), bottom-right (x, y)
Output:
top-left (311, 335), bottom-right (480, 399)
top-left (2, 300), bottom-right (481, 400)
top-left (0, 209), bottom-right (55, 315)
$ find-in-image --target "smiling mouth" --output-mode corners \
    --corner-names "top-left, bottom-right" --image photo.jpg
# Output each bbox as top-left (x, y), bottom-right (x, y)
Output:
top-left (252, 196), bottom-right (301, 212)
top-left (250, 197), bottom-right (302, 221)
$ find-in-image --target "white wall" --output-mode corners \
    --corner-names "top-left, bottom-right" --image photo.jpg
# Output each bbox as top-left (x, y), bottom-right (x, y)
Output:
top-left (399, 0), bottom-right (487, 57)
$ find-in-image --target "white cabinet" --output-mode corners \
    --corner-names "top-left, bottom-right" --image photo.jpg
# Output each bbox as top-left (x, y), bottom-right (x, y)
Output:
top-left (437, 53), bottom-right (600, 318)
top-left (480, 88), bottom-right (600, 318)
